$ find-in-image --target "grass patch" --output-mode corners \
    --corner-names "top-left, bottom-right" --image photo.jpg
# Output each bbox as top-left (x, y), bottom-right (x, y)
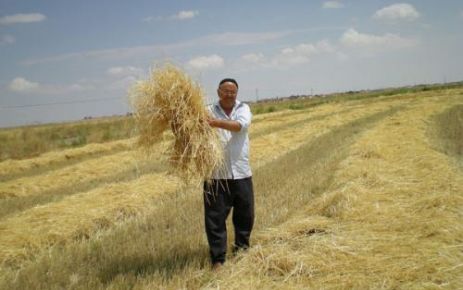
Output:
top-left (0, 117), bottom-right (134, 161)
top-left (251, 82), bottom-right (463, 116)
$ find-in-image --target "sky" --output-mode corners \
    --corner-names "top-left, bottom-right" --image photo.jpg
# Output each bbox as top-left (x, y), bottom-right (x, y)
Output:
top-left (0, 0), bottom-right (462, 128)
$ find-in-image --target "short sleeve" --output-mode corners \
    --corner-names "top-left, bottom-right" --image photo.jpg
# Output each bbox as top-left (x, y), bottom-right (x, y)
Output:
top-left (235, 103), bottom-right (252, 131)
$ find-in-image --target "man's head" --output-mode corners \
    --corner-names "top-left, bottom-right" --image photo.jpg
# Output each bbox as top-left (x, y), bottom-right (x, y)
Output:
top-left (218, 78), bottom-right (238, 111)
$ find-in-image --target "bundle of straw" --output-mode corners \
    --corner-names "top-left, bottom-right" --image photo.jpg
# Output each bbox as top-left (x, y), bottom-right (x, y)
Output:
top-left (130, 64), bottom-right (222, 181)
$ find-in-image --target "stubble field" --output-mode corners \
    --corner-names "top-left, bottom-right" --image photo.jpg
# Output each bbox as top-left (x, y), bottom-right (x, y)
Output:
top-left (0, 86), bottom-right (462, 289)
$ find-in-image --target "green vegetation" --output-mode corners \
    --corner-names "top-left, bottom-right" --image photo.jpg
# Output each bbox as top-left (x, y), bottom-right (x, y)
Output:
top-left (0, 117), bottom-right (134, 161)
top-left (251, 81), bottom-right (463, 115)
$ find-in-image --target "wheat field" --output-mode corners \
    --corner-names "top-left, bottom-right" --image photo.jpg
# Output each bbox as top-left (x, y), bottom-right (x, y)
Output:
top-left (0, 86), bottom-right (462, 289)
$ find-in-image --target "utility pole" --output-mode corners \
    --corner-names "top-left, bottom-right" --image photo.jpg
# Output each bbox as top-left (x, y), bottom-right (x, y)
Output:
top-left (255, 88), bottom-right (259, 102)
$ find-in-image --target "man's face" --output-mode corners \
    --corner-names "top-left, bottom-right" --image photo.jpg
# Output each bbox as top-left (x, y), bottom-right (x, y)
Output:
top-left (218, 82), bottom-right (238, 111)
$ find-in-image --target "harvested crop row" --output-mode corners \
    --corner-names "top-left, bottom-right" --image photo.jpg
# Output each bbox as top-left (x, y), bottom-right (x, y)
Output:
top-left (0, 148), bottom-right (161, 199)
top-left (0, 172), bottom-right (181, 267)
top-left (126, 101), bottom-right (407, 289)
top-left (0, 102), bottom-right (342, 185)
top-left (0, 95), bottom-right (408, 213)
top-left (0, 100), bottom-right (368, 201)
top-left (0, 97), bottom-right (408, 268)
top-left (251, 102), bottom-right (344, 128)
top-left (251, 96), bottom-right (412, 168)
top-left (0, 138), bottom-right (135, 182)
top-left (23, 107), bottom-right (403, 290)
top-left (0, 89), bottom-right (401, 183)
top-left (207, 94), bottom-right (463, 289)
top-left (251, 108), bottom-right (352, 140)
top-left (0, 96), bottom-right (410, 221)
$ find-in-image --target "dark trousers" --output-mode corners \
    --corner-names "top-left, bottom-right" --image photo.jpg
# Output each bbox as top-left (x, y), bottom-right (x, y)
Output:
top-left (203, 177), bottom-right (254, 264)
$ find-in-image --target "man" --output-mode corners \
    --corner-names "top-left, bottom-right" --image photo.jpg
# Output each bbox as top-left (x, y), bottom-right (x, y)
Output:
top-left (205, 78), bottom-right (254, 270)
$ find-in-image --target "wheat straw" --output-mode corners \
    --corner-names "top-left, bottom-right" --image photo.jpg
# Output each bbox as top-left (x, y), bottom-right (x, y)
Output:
top-left (0, 173), bottom-right (180, 267)
top-left (0, 150), bottom-right (147, 199)
top-left (130, 64), bottom-right (222, 181)
top-left (0, 139), bottom-right (134, 180)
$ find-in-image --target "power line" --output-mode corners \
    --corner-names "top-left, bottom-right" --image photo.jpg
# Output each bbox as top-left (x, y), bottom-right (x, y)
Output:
top-left (0, 96), bottom-right (124, 109)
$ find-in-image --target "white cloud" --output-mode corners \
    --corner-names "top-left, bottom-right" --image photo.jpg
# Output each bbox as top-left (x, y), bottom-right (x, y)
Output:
top-left (106, 66), bottom-right (144, 77)
top-left (236, 41), bottom-right (335, 70)
top-left (0, 34), bottom-right (15, 45)
top-left (172, 10), bottom-right (199, 20)
top-left (143, 10), bottom-right (199, 22)
top-left (0, 13), bottom-right (46, 25)
top-left (105, 66), bottom-right (144, 90)
top-left (8, 77), bottom-right (40, 92)
top-left (271, 40), bottom-right (335, 66)
top-left (7, 77), bottom-right (92, 95)
top-left (187, 54), bottom-right (224, 70)
top-left (241, 53), bottom-right (266, 64)
top-left (323, 1), bottom-right (344, 9)
top-left (373, 3), bottom-right (420, 22)
top-left (340, 28), bottom-right (416, 48)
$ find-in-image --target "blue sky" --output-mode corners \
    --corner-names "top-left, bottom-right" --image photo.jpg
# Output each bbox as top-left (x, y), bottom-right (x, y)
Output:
top-left (1, 0), bottom-right (462, 127)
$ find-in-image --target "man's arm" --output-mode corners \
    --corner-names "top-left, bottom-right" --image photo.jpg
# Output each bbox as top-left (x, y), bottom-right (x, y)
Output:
top-left (208, 118), bottom-right (242, 132)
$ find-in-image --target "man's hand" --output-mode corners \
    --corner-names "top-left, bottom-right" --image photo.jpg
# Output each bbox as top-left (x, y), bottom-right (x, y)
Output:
top-left (207, 117), bottom-right (219, 128)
